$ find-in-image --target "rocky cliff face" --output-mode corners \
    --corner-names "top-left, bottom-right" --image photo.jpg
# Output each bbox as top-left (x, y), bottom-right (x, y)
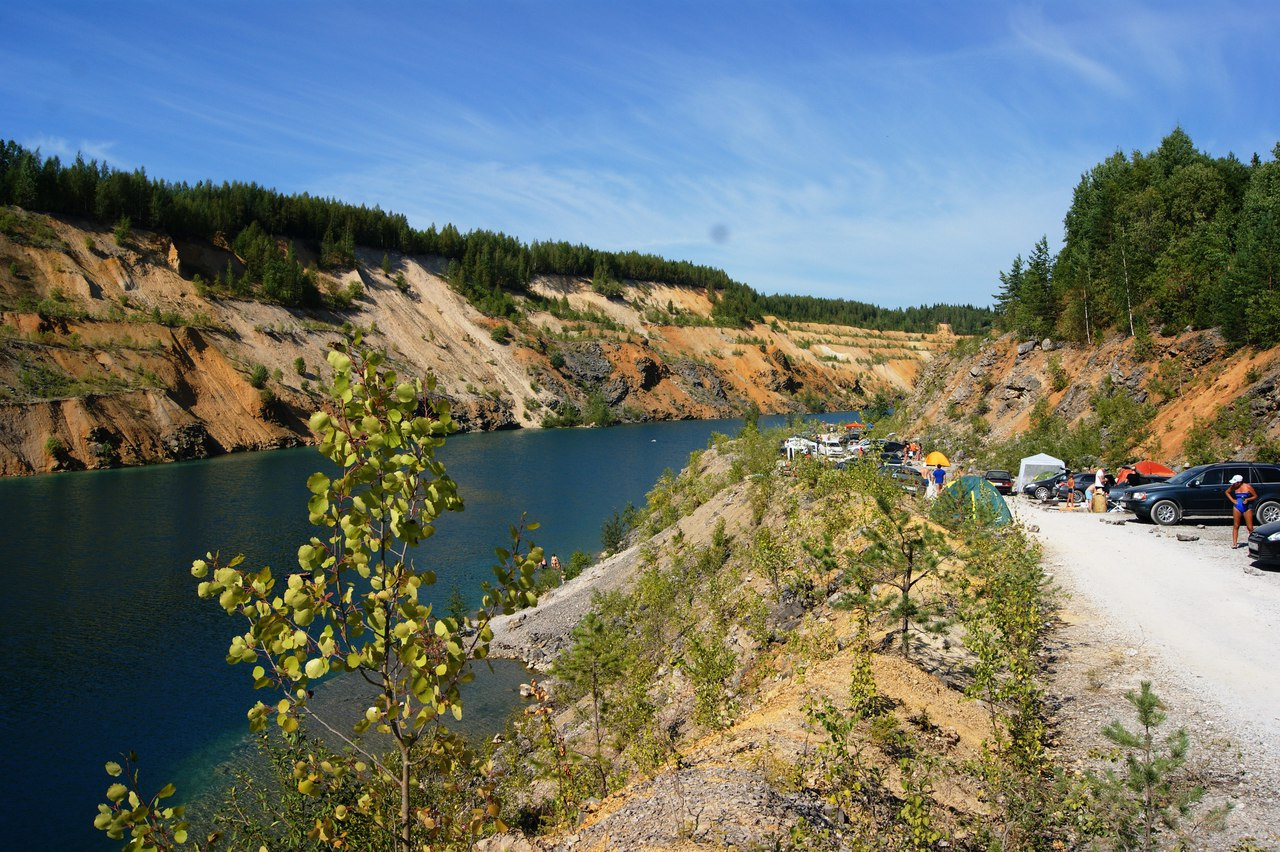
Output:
top-left (903, 328), bottom-right (1280, 464)
top-left (0, 209), bottom-right (952, 475)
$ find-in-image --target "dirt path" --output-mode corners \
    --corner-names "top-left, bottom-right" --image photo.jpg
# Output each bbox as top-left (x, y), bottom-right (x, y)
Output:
top-left (1015, 498), bottom-right (1280, 846)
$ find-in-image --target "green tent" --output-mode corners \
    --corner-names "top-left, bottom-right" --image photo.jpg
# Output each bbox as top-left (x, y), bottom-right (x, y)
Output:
top-left (937, 474), bottom-right (1013, 527)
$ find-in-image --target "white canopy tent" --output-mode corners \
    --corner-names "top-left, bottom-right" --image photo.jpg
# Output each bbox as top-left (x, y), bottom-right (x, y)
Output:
top-left (783, 436), bottom-right (819, 460)
top-left (1015, 452), bottom-right (1065, 491)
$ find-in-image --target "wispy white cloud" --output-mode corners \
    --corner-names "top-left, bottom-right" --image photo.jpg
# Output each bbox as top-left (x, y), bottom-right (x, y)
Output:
top-left (1007, 6), bottom-right (1128, 95)
top-left (2, 1), bottom-right (1277, 307)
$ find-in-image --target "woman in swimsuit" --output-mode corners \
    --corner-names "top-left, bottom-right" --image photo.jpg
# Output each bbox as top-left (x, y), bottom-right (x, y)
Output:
top-left (1225, 474), bottom-right (1257, 549)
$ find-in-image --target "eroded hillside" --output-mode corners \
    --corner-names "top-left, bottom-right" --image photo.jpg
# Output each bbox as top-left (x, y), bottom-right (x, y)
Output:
top-left (901, 329), bottom-right (1280, 468)
top-left (0, 208), bottom-right (953, 475)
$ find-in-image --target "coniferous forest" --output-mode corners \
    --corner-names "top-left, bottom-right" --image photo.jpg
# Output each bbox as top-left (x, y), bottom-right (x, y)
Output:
top-left (0, 140), bottom-right (992, 334)
top-left (995, 128), bottom-right (1280, 347)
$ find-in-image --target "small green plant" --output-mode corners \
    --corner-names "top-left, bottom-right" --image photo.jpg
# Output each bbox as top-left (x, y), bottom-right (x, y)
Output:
top-left (100, 334), bottom-right (543, 850)
top-left (294, 357), bottom-right (306, 376)
top-left (490, 324), bottom-right (510, 344)
top-left (565, 550), bottom-right (590, 581)
top-left (600, 502), bottom-right (638, 554)
top-left (248, 364), bottom-right (269, 389)
top-left (1084, 681), bottom-right (1228, 850)
top-left (1047, 354), bottom-right (1069, 392)
top-left (44, 435), bottom-right (64, 458)
top-left (112, 216), bottom-right (132, 247)
top-left (863, 493), bottom-right (949, 660)
top-left (94, 754), bottom-right (190, 846)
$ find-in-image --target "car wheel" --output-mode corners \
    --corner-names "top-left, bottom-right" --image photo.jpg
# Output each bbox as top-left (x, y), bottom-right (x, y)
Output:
top-left (1033, 486), bottom-right (1050, 501)
top-left (1151, 499), bottom-right (1182, 526)
top-left (1256, 500), bottom-right (1280, 525)
top-left (1073, 489), bottom-right (1087, 503)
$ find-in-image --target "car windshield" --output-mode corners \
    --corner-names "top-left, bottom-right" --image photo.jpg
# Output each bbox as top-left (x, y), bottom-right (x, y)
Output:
top-left (987, 470), bottom-right (1011, 478)
top-left (1163, 465), bottom-right (1208, 485)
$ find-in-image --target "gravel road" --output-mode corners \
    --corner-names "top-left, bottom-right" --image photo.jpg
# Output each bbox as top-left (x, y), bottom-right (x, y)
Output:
top-left (1016, 498), bottom-right (1280, 845)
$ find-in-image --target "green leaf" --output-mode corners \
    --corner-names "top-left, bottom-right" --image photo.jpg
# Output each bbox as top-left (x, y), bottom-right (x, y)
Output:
top-left (306, 473), bottom-right (330, 495)
top-left (105, 761), bottom-right (122, 777)
top-left (156, 782), bottom-right (176, 799)
top-left (106, 783), bottom-right (127, 803)
top-left (327, 351), bottom-right (351, 373)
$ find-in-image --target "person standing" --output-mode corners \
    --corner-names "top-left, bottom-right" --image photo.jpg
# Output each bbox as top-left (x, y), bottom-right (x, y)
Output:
top-left (928, 464), bottom-right (946, 498)
top-left (1225, 474), bottom-right (1257, 549)
top-left (1065, 472), bottom-right (1076, 507)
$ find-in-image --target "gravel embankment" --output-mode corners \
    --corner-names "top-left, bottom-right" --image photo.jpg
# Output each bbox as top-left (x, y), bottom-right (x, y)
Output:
top-left (1017, 499), bottom-right (1280, 846)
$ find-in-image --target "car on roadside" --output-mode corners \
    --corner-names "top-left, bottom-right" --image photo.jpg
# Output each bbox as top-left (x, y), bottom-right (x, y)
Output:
top-left (1021, 471), bottom-right (1070, 501)
top-left (1120, 462), bottom-right (1280, 526)
top-left (1247, 520), bottom-right (1280, 565)
top-left (1054, 470), bottom-right (1117, 504)
top-left (878, 464), bottom-right (927, 494)
top-left (984, 469), bottom-right (1014, 495)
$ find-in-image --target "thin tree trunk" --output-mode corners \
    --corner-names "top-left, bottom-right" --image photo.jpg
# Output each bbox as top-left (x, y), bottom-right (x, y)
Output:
top-left (900, 563), bottom-right (913, 659)
top-left (400, 739), bottom-right (412, 852)
top-left (1119, 227), bottom-right (1136, 337)
top-left (1083, 265), bottom-right (1093, 345)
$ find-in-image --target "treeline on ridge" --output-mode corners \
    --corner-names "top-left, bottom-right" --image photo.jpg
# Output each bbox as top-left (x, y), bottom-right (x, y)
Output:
top-left (0, 140), bottom-right (991, 334)
top-left (995, 128), bottom-right (1280, 347)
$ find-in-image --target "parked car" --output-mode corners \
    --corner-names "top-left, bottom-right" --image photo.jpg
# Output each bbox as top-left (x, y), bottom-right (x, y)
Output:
top-left (1120, 462), bottom-right (1280, 526)
top-left (878, 464), bottom-right (927, 494)
top-left (984, 469), bottom-right (1014, 495)
top-left (1021, 471), bottom-right (1070, 501)
top-left (1246, 519), bottom-right (1280, 565)
top-left (1054, 470), bottom-right (1117, 504)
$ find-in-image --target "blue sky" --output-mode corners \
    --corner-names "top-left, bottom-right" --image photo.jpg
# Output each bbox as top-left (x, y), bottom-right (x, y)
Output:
top-left (2, 2), bottom-right (1277, 309)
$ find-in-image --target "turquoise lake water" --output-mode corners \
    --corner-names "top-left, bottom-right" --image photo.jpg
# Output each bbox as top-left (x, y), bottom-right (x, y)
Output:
top-left (0, 413), bottom-right (849, 848)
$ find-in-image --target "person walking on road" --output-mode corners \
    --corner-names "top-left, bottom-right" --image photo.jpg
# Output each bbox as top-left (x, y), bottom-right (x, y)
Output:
top-left (927, 464), bottom-right (945, 499)
top-left (1226, 474), bottom-right (1257, 549)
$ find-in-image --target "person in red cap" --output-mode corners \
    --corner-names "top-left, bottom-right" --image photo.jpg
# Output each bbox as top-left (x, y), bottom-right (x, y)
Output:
top-left (1225, 474), bottom-right (1257, 548)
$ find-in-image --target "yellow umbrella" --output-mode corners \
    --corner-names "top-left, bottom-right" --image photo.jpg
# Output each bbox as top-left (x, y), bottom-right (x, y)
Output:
top-left (924, 450), bottom-right (950, 467)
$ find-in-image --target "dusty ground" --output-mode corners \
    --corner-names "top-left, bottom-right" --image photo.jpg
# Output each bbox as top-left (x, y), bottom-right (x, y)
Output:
top-left (492, 478), bottom-right (1280, 849)
top-left (1016, 497), bottom-right (1280, 848)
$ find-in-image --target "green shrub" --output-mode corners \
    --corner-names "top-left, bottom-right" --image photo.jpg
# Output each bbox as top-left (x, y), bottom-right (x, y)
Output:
top-left (112, 216), bottom-right (131, 247)
top-left (565, 550), bottom-right (591, 581)
top-left (248, 364), bottom-right (269, 389)
top-left (601, 503), bottom-right (638, 554)
top-left (490, 324), bottom-right (510, 344)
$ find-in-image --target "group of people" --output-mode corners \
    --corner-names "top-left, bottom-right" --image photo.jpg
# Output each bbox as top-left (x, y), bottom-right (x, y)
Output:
top-left (1059, 465), bottom-right (1259, 549)
top-left (1062, 467), bottom-right (1109, 508)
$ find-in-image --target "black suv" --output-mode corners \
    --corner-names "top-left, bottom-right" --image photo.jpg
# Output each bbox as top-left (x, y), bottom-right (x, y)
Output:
top-left (1120, 462), bottom-right (1280, 526)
